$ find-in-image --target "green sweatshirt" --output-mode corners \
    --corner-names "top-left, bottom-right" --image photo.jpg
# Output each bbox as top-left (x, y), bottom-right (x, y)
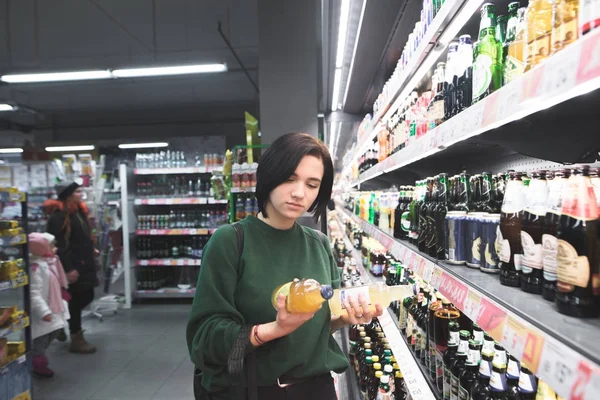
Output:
top-left (186, 216), bottom-right (349, 392)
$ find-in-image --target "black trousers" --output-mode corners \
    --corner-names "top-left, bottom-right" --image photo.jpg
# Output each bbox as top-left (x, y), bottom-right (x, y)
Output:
top-left (195, 374), bottom-right (337, 400)
top-left (67, 284), bottom-right (95, 333)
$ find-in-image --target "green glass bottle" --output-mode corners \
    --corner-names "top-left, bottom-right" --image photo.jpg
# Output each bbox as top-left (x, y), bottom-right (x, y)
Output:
top-left (472, 3), bottom-right (504, 104)
top-left (496, 15), bottom-right (508, 51)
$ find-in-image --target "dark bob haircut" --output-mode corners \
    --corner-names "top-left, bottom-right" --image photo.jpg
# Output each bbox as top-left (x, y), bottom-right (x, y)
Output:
top-left (256, 132), bottom-right (334, 222)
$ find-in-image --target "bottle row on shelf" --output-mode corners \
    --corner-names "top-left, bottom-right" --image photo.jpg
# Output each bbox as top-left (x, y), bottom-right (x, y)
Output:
top-left (136, 211), bottom-right (229, 231)
top-left (136, 266), bottom-right (199, 291)
top-left (231, 162), bottom-right (258, 191)
top-left (136, 237), bottom-right (209, 261)
top-left (135, 176), bottom-right (213, 198)
top-left (134, 150), bottom-right (224, 169)
top-left (356, 0), bottom-right (597, 177)
top-left (335, 219), bottom-right (564, 400)
top-left (234, 195), bottom-right (259, 222)
top-left (344, 165), bottom-right (600, 318)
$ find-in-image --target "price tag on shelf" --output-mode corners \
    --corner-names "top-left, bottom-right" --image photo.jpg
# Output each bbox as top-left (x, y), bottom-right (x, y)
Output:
top-left (521, 329), bottom-right (545, 374)
top-left (438, 272), bottom-right (468, 309)
top-left (538, 337), bottom-right (579, 398)
top-left (150, 229), bottom-right (157, 235)
top-left (462, 290), bottom-right (482, 322)
top-left (422, 260), bottom-right (435, 282)
top-left (540, 48), bottom-right (580, 98)
top-left (140, 260), bottom-right (148, 266)
top-left (134, 199), bottom-right (142, 205)
top-left (467, 102), bottom-right (486, 132)
top-left (476, 297), bottom-right (508, 340)
top-left (570, 360), bottom-right (600, 400)
top-left (501, 316), bottom-right (528, 361)
top-left (576, 31), bottom-right (600, 84)
top-left (177, 260), bottom-right (184, 266)
top-left (430, 267), bottom-right (443, 289)
top-left (189, 229), bottom-right (197, 235)
top-left (495, 80), bottom-right (522, 123)
top-left (148, 199), bottom-right (157, 205)
top-left (166, 199), bottom-right (173, 205)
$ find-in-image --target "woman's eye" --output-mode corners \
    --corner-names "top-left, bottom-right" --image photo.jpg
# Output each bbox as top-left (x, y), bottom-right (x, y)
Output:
top-left (307, 184), bottom-right (319, 189)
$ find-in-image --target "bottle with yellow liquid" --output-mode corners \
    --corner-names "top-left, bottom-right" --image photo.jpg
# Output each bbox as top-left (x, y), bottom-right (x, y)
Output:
top-left (551, 0), bottom-right (579, 54)
top-left (272, 280), bottom-right (412, 315)
top-left (524, 0), bottom-right (554, 72)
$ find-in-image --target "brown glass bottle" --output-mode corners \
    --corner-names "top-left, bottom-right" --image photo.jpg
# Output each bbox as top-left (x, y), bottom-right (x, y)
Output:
top-left (428, 176), bottom-right (440, 257)
top-left (434, 298), bottom-right (461, 391)
top-left (541, 169), bottom-right (569, 301)
top-left (520, 171), bottom-right (549, 294)
top-left (443, 322), bottom-right (460, 400)
top-left (555, 166), bottom-right (600, 317)
top-left (428, 294), bottom-right (443, 379)
top-left (419, 178), bottom-right (434, 252)
top-left (499, 172), bottom-right (526, 287)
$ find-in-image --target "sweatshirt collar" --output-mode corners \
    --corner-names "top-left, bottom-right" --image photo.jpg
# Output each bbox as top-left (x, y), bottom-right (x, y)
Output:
top-left (246, 215), bottom-right (299, 239)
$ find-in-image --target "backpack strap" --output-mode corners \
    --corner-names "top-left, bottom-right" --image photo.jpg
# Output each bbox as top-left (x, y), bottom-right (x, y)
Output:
top-left (232, 222), bottom-right (245, 260)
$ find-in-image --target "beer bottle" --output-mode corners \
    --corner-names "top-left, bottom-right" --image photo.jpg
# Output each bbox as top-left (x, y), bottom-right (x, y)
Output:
top-left (541, 170), bottom-right (569, 301)
top-left (451, 330), bottom-right (470, 400)
top-left (395, 370), bottom-right (408, 400)
top-left (489, 359), bottom-right (508, 400)
top-left (456, 35), bottom-right (474, 114)
top-left (369, 362), bottom-right (383, 399)
top-left (471, 174), bottom-right (482, 212)
top-left (444, 42), bottom-right (460, 121)
top-left (399, 286), bottom-right (413, 336)
top-left (555, 165), bottom-right (600, 317)
top-left (436, 174), bottom-right (450, 260)
top-left (434, 298), bottom-right (461, 391)
top-left (456, 172), bottom-right (471, 213)
top-left (419, 178), bottom-right (433, 252)
top-left (505, 355), bottom-right (521, 399)
top-left (480, 172), bottom-right (498, 213)
top-left (471, 334), bottom-right (495, 399)
top-left (411, 181), bottom-right (424, 245)
top-left (428, 63), bottom-right (447, 130)
top-left (523, 0), bottom-right (553, 71)
top-left (499, 172), bottom-right (526, 287)
top-left (472, 324), bottom-right (484, 346)
top-left (360, 356), bottom-right (374, 397)
top-left (417, 288), bottom-right (431, 364)
top-left (376, 373), bottom-right (391, 399)
top-left (443, 322), bottom-right (460, 400)
top-left (496, 15), bottom-right (508, 53)
top-left (459, 339), bottom-right (481, 400)
top-left (517, 363), bottom-right (537, 400)
top-left (428, 293), bottom-right (443, 378)
top-left (521, 171), bottom-right (549, 294)
top-left (428, 176), bottom-right (441, 257)
top-left (473, 4), bottom-right (503, 103)
top-left (551, 0), bottom-right (579, 54)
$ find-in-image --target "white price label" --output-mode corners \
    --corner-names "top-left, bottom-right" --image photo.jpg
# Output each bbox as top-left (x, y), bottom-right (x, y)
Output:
top-left (422, 261), bottom-right (435, 282)
top-left (537, 336), bottom-right (579, 398)
top-left (148, 199), bottom-right (157, 205)
top-left (501, 317), bottom-right (527, 360)
top-left (134, 199), bottom-right (142, 205)
top-left (166, 199), bottom-right (173, 205)
top-left (496, 81), bottom-right (522, 122)
top-left (540, 48), bottom-right (580, 98)
top-left (189, 229), bottom-right (197, 235)
top-left (177, 260), bottom-right (184, 266)
top-left (140, 260), bottom-right (148, 266)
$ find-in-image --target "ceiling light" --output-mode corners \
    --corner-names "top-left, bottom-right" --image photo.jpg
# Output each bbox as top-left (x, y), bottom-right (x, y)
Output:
top-left (343, 0), bottom-right (367, 106)
top-left (118, 142), bottom-right (169, 149)
top-left (335, 0), bottom-right (351, 68)
top-left (331, 69), bottom-right (342, 111)
top-left (45, 145), bottom-right (95, 152)
top-left (1, 70), bottom-right (112, 84)
top-left (112, 63), bottom-right (227, 78)
top-left (0, 104), bottom-right (14, 112)
top-left (0, 148), bottom-right (23, 154)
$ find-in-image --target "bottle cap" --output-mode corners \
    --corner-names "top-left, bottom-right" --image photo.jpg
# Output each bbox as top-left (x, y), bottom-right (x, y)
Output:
top-left (372, 356), bottom-right (380, 362)
top-left (395, 370), bottom-right (403, 378)
top-left (376, 371), bottom-right (385, 379)
top-left (320, 285), bottom-right (334, 300)
top-left (374, 363), bottom-right (382, 370)
top-left (384, 365), bottom-right (393, 373)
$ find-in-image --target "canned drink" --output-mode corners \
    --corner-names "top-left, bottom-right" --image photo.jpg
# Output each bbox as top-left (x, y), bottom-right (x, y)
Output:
top-left (445, 211), bottom-right (467, 264)
top-left (465, 212), bottom-right (486, 268)
top-left (480, 213), bottom-right (501, 273)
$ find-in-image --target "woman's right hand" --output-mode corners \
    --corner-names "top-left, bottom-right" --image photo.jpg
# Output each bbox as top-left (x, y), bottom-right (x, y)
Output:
top-left (66, 270), bottom-right (79, 284)
top-left (274, 294), bottom-right (317, 336)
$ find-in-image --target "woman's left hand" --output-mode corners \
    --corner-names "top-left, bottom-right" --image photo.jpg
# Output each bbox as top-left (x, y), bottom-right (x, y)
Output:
top-left (342, 294), bottom-right (384, 325)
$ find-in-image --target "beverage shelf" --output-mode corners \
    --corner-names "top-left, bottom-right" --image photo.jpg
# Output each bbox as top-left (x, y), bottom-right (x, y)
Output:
top-left (0, 354), bottom-right (31, 400)
top-left (133, 166), bottom-right (220, 175)
top-left (135, 228), bottom-right (217, 236)
top-left (134, 197), bottom-right (228, 205)
top-left (338, 206), bottom-right (600, 400)
top-left (0, 275), bottom-right (28, 292)
top-left (0, 317), bottom-right (30, 339)
top-left (0, 230), bottom-right (27, 247)
top-left (341, 0), bottom-right (470, 180)
top-left (230, 187), bottom-right (256, 193)
top-left (136, 258), bottom-right (201, 267)
top-left (0, 190), bottom-right (26, 203)
top-left (135, 288), bottom-right (195, 298)
top-left (350, 28), bottom-right (600, 187)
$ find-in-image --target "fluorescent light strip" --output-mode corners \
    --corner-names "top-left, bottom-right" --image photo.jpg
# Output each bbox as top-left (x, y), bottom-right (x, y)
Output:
top-left (0, 104), bottom-right (15, 111)
top-left (118, 142), bottom-right (169, 149)
top-left (1, 70), bottom-right (112, 83)
top-left (45, 145), bottom-right (95, 152)
top-left (342, 0), bottom-right (367, 107)
top-left (0, 148), bottom-right (23, 154)
top-left (331, 69), bottom-right (342, 111)
top-left (112, 63), bottom-right (227, 78)
top-left (335, 0), bottom-right (351, 68)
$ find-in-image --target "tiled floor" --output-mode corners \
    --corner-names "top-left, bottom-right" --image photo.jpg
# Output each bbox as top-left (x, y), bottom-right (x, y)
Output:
top-left (33, 303), bottom-right (195, 400)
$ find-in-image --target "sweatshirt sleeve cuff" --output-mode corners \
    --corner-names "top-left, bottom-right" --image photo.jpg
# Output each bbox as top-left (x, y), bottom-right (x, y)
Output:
top-left (227, 324), bottom-right (254, 377)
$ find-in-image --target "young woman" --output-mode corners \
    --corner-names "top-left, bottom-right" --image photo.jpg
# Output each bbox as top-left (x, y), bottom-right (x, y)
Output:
top-left (45, 182), bottom-right (97, 354)
top-left (187, 133), bottom-right (383, 399)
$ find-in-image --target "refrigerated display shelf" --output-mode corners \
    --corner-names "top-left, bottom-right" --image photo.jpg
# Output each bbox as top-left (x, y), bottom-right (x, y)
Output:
top-left (230, 187), bottom-right (256, 193)
top-left (0, 275), bottom-right (28, 292)
top-left (136, 259), bottom-right (201, 267)
top-left (339, 205), bottom-right (600, 400)
top-left (351, 28), bottom-right (600, 187)
top-left (134, 197), bottom-right (228, 205)
top-left (135, 289), bottom-right (195, 298)
top-left (134, 167), bottom-right (220, 175)
top-left (0, 190), bottom-right (26, 203)
top-left (135, 228), bottom-right (217, 236)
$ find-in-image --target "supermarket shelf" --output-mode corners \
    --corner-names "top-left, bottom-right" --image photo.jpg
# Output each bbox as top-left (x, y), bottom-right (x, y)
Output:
top-left (0, 354), bottom-right (31, 400)
top-left (341, 0), bottom-right (469, 179)
top-left (134, 197), bottom-right (228, 205)
top-left (0, 230), bottom-right (27, 247)
top-left (136, 258), bottom-right (201, 267)
top-left (379, 310), bottom-right (437, 400)
top-left (135, 288), bottom-right (195, 298)
top-left (134, 166), bottom-right (221, 175)
top-left (0, 275), bottom-right (28, 292)
top-left (0, 190), bottom-right (26, 203)
top-left (353, 28), bottom-right (600, 187)
top-left (0, 317), bottom-right (30, 339)
top-left (230, 187), bottom-right (256, 193)
top-left (339, 206), bottom-right (600, 400)
top-left (107, 200), bottom-right (120, 206)
top-left (135, 228), bottom-right (217, 236)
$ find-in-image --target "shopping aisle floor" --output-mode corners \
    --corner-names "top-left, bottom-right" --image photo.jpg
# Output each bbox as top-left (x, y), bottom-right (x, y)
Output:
top-left (33, 303), bottom-right (194, 400)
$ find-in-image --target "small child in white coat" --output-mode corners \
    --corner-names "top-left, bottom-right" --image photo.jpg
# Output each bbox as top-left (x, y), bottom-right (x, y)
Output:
top-left (29, 232), bottom-right (70, 378)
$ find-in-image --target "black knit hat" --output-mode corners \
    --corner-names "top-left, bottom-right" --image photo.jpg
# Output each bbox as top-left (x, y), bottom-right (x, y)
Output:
top-left (56, 182), bottom-right (80, 201)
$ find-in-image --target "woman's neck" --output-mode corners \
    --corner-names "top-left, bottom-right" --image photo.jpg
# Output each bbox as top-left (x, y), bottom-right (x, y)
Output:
top-left (257, 203), bottom-right (296, 230)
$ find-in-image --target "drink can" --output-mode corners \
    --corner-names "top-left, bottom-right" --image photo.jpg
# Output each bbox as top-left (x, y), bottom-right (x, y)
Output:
top-left (480, 213), bottom-right (501, 273)
top-left (445, 211), bottom-right (467, 264)
top-left (465, 212), bottom-right (486, 268)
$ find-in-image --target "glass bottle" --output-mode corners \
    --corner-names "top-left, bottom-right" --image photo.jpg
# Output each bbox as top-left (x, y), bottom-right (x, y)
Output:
top-left (456, 35), bottom-right (474, 114)
top-left (444, 42), bottom-right (459, 120)
top-left (428, 63), bottom-right (447, 129)
top-left (579, 0), bottom-right (600, 35)
top-left (459, 339), bottom-right (481, 400)
top-left (517, 364), bottom-right (537, 400)
top-left (552, 0), bottom-right (579, 54)
top-left (555, 165), bottom-right (600, 317)
top-left (435, 299), bottom-right (460, 392)
top-left (472, 3), bottom-right (503, 103)
top-left (504, 6), bottom-right (526, 85)
top-left (451, 330), bottom-right (470, 400)
top-left (499, 172), bottom-right (526, 287)
top-left (524, 0), bottom-right (554, 72)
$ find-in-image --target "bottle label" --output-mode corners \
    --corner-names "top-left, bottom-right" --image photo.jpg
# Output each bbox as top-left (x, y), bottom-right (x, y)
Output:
top-left (518, 372), bottom-right (536, 393)
top-left (527, 33), bottom-right (551, 68)
top-left (556, 239), bottom-right (590, 292)
top-left (428, 100), bottom-right (445, 122)
top-left (401, 211), bottom-right (411, 232)
top-left (514, 254), bottom-right (523, 271)
top-left (542, 234), bottom-right (558, 281)
top-left (376, 389), bottom-right (392, 400)
top-left (339, 286), bottom-right (372, 307)
top-left (521, 231), bottom-right (543, 270)
top-left (449, 331), bottom-right (460, 346)
top-left (458, 386), bottom-right (469, 400)
top-left (479, 359), bottom-right (492, 377)
top-left (502, 181), bottom-right (526, 213)
top-left (580, 0), bottom-right (600, 33)
top-left (473, 330), bottom-right (484, 346)
top-left (372, 263), bottom-right (384, 275)
top-left (472, 53), bottom-right (493, 101)
top-left (450, 374), bottom-right (460, 400)
top-left (561, 175), bottom-right (599, 220)
top-left (490, 371), bottom-right (507, 391)
top-left (497, 226), bottom-right (511, 263)
top-left (507, 359), bottom-right (520, 379)
top-left (472, 236), bottom-right (482, 264)
top-left (553, 16), bottom-right (578, 51)
top-left (444, 366), bottom-right (453, 400)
